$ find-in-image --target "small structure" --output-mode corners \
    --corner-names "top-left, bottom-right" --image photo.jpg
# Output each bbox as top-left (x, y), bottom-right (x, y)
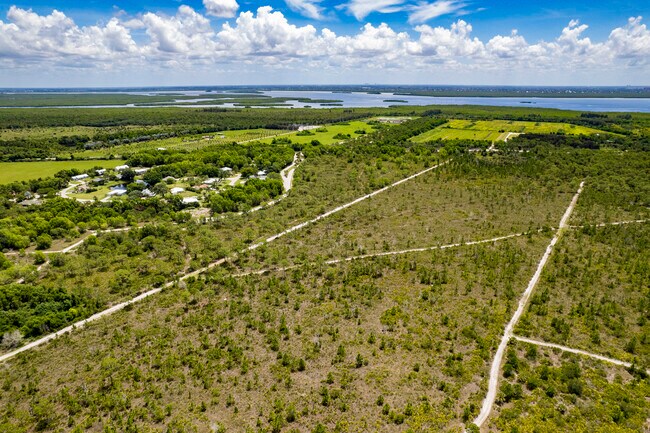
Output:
top-left (157, 147), bottom-right (167, 151)
top-left (162, 176), bottom-right (176, 182)
top-left (134, 168), bottom-right (149, 175)
top-left (96, 169), bottom-right (106, 175)
top-left (135, 179), bottom-right (148, 186)
top-left (141, 189), bottom-right (155, 198)
top-left (114, 165), bottom-right (130, 171)
top-left (107, 188), bottom-right (127, 197)
top-left (170, 187), bottom-right (185, 195)
top-left (92, 177), bottom-right (105, 185)
top-left (204, 178), bottom-right (218, 185)
top-left (182, 196), bottom-right (199, 205)
top-left (18, 199), bottom-right (43, 207)
top-left (71, 174), bottom-right (89, 181)
top-left (221, 167), bottom-right (233, 173)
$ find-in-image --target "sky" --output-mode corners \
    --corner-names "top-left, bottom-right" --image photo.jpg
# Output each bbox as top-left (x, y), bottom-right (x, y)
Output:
top-left (0, 0), bottom-right (648, 87)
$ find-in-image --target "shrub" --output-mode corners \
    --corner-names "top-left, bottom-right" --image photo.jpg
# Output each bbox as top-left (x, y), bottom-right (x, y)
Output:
top-left (1, 329), bottom-right (23, 349)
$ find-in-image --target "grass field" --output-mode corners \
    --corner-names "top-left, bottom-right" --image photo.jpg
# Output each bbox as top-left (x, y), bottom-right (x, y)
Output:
top-left (256, 121), bottom-right (378, 145)
top-left (0, 160), bottom-right (125, 184)
top-left (411, 119), bottom-right (609, 142)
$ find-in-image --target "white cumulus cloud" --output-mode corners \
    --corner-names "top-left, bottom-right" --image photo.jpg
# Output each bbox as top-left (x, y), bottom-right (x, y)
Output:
top-left (141, 5), bottom-right (216, 55)
top-left (0, 6), bottom-right (648, 81)
top-left (216, 6), bottom-right (319, 56)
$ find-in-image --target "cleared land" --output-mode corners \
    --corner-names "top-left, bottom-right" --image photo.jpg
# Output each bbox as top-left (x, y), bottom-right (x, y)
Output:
top-left (411, 119), bottom-right (608, 142)
top-left (0, 160), bottom-right (125, 184)
top-left (256, 121), bottom-right (378, 146)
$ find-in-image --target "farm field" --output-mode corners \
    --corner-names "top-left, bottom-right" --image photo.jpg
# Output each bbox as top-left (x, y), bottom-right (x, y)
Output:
top-left (0, 160), bottom-right (125, 184)
top-left (411, 119), bottom-right (609, 142)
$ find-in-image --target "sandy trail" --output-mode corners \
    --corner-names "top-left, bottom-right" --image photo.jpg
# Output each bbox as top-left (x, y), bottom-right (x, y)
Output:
top-left (230, 231), bottom-right (537, 278)
top-left (472, 181), bottom-right (584, 429)
top-left (513, 336), bottom-right (629, 368)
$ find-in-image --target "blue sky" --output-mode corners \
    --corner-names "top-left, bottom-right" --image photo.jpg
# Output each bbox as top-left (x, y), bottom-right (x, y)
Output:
top-left (0, 0), bottom-right (648, 86)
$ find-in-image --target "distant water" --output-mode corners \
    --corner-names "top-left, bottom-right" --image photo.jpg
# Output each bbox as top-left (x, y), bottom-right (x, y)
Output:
top-left (2, 90), bottom-right (649, 112)
top-left (261, 91), bottom-right (650, 112)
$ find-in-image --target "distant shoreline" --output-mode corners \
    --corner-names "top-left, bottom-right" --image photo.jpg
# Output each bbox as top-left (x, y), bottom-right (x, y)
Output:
top-left (1, 85), bottom-right (649, 99)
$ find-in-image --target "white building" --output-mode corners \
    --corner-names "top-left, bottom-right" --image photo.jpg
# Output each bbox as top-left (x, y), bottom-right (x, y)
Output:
top-left (114, 165), bottom-right (130, 171)
top-left (107, 188), bottom-right (127, 197)
top-left (71, 174), bottom-right (89, 181)
top-left (170, 187), bottom-right (185, 195)
top-left (95, 169), bottom-right (106, 175)
top-left (182, 196), bottom-right (199, 205)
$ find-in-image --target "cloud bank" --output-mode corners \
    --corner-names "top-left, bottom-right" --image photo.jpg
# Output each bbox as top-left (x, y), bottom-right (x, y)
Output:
top-left (0, 5), bottom-right (648, 83)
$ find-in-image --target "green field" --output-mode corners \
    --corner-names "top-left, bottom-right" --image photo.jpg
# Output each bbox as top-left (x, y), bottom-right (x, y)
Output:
top-left (411, 119), bottom-right (609, 142)
top-left (257, 121), bottom-right (378, 145)
top-left (0, 160), bottom-right (125, 184)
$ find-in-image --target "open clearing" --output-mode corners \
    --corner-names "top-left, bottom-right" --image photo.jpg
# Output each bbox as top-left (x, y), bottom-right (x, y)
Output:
top-left (0, 159), bottom-right (125, 184)
top-left (256, 121), bottom-right (378, 145)
top-left (411, 119), bottom-right (608, 142)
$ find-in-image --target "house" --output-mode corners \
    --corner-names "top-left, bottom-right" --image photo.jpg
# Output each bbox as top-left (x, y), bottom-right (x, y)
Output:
top-left (114, 165), bottom-right (130, 171)
top-left (157, 147), bottom-right (167, 151)
top-left (107, 188), bottom-right (127, 197)
top-left (135, 179), bottom-right (148, 186)
top-left (71, 174), bottom-right (89, 181)
top-left (141, 189), bottom-right (155, 198)
top-left (182, 196), bottom-right (199, 205)
top-left (204, 178), bottom-right (218, 185)
top-left (18, 199), bottom-right (43, 207)
top-left (221, 167), bottom-right (233, 173)
top-left (134, 168), bottom-right (149, 175)
top-left (162, 176), bottom-right (176, 182)
top-left (170, 187), bottom-right (185, 195)
top-left (96, 169), bottom-right (106, 175)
